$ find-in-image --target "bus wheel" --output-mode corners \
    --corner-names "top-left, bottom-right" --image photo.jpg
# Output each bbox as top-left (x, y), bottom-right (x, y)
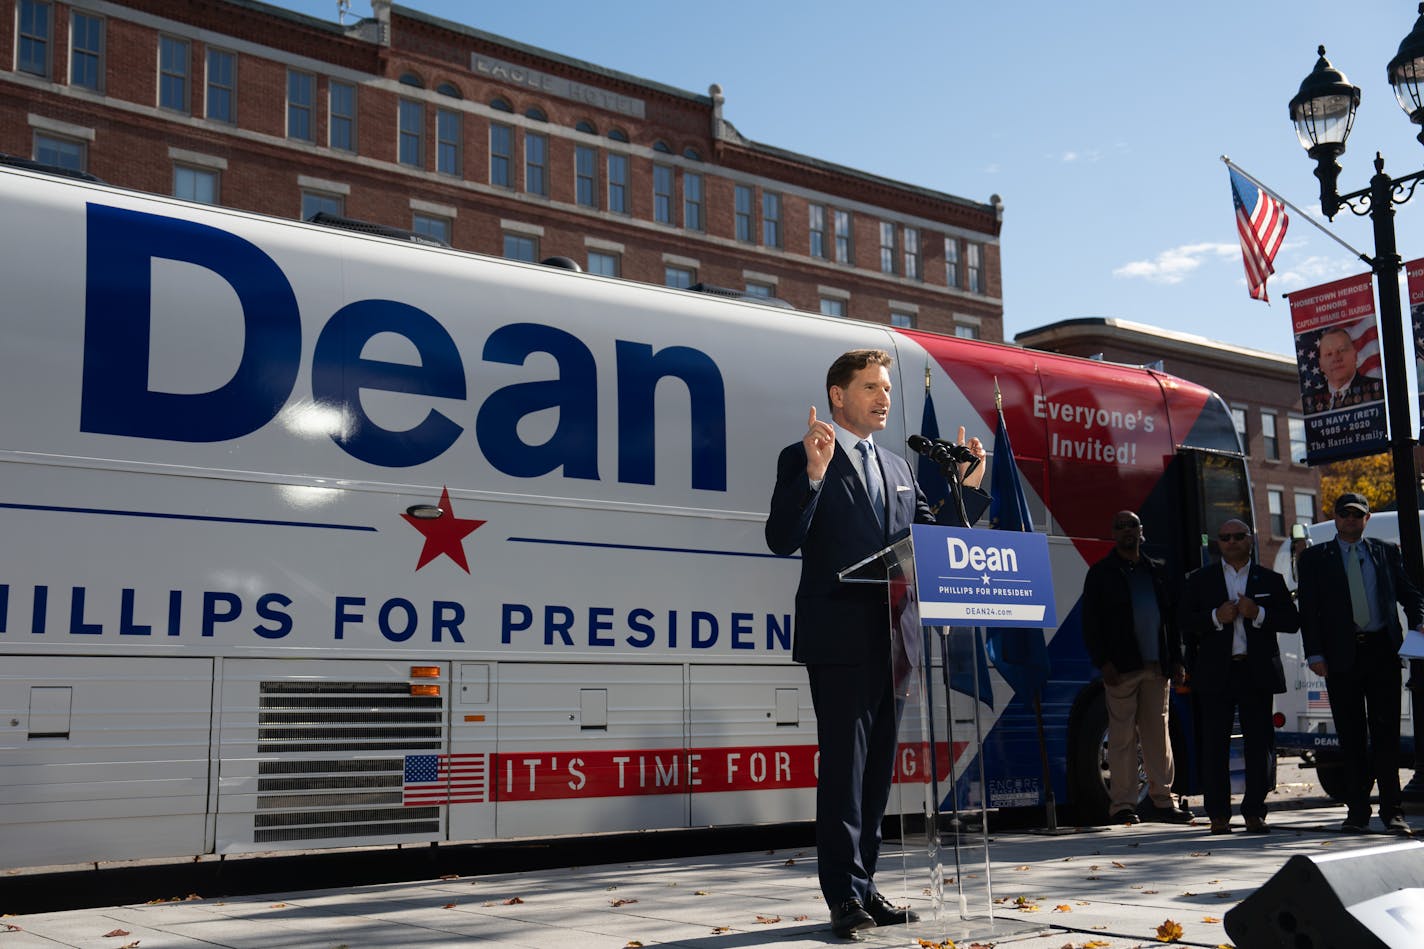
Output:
top-left (1314, 761), bottom-right (1347, 802)
top-left (1068, 689), bottom-right (1116, 824)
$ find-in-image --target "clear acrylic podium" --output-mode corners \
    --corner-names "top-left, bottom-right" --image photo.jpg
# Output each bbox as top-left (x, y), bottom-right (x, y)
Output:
top-left (839, 528), bottom-right (1044, 946)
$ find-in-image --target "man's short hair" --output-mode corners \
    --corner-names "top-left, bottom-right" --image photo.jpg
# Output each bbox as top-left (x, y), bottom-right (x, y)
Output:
top-left (825, 349), bottom-right (893, 407)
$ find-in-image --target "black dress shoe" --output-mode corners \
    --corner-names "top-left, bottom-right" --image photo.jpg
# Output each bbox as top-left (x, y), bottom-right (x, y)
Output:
top-left (829, 898), bottom-right (875, 938)
top-left (865, 891), bottom-right (920, 926)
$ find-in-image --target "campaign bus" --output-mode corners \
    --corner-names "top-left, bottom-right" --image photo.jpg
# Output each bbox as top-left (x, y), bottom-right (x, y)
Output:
top-left (0, 165), bottom-right (1249, 870)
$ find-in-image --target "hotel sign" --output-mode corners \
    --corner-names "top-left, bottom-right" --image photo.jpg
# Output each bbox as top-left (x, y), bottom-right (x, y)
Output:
top-left (471, 54), bottom-right (646, 119)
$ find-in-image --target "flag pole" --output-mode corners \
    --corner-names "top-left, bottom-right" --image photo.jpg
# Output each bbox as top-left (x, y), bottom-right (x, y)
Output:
top-left (1221, 155), bottom-right (1370, 263)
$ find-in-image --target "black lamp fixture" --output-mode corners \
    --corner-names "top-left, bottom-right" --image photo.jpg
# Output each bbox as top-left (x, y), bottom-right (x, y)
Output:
top-left (1388, 4), bottom-right (1424, 142)
top-left (1288, 46), bottom-right (1360, 219)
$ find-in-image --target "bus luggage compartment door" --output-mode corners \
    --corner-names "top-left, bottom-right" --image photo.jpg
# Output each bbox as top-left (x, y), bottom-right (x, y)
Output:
top-left (0, 656), bottom-right (212, 869)
top-left (214, 658), bottom-right (474, 854)
top-left (493, 663), bottom-right (685, 838)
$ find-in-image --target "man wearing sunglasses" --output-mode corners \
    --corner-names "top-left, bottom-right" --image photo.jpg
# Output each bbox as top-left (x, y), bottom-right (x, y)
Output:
top-left (1180, 519), bottom-right (1298, 834)
top-left (1297, 492), bottom-right (1424, 834)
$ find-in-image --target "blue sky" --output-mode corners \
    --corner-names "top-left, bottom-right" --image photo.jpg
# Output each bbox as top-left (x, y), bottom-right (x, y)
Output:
top-left (282, 0), bottom-right (1424, 359)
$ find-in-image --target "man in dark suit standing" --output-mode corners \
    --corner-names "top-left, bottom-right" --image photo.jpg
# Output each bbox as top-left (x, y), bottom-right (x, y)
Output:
top-left (1080, 511), bottom-right (1192, 825)
top-left (766, 348), bottom-right (987, 939)
top-left (1180, 519), bottom-right (1298, 834)
top-left (1297, 492), bottom-right (1424, 834)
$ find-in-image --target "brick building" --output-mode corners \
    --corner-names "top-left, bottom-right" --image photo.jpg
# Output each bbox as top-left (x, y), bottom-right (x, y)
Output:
top-left (1017, 317), bottom-right (1321, 566)
top-left (1, 0), bottom-right (1004, 339)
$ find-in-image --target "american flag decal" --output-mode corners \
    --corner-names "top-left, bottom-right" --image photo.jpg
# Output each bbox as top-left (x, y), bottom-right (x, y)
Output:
top-left (403, 753), bottom-right (488, 805)
top-left (1307, 689), bottom-right (1330, 711)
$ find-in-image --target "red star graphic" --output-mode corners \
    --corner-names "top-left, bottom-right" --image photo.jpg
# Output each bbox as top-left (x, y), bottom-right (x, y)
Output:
top-left (402, 486), bottom-right (485, 573)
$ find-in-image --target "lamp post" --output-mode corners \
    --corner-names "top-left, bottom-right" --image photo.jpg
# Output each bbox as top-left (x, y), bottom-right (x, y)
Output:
top-left (1289, 5), bottom-right (1424, 798)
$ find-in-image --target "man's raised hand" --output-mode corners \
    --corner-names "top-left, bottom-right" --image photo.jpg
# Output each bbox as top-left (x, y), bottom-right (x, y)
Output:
top-left (804, 406), bottom-right (835, 481)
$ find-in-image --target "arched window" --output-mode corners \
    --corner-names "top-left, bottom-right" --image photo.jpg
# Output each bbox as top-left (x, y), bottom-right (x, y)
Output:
top-left (436, 81), bottom-right (461, 99)
top-left (399, 72), bottom-right (424, 88)
top-left (608, 128), bottom-right (629, 142)
top-left (491, 97), bottom-right (513, 112)
top-left (525, 107), bottom-right (547, 121)
top-left (576, 120), bottom-right (597, 134)
top-left (683, 147), bottom-right (703, 161)
top-left (653, 140), bottom-right (672, 154)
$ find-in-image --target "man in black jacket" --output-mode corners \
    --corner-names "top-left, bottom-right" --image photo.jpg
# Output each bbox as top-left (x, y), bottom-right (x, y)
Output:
top-left (1297, 492), bottom-right (1424, 834)
top-left (1080, 510), bottom-right (1191, 825)
top-left (1180, 519), bottom-right (1298, 834)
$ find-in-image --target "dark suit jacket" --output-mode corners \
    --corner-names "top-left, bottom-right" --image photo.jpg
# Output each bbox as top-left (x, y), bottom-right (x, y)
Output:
top-left (765, 438), bottom-right (987, 665)
top-left (1080, 551), bottom-right (1181, 675)
top-left (1179, 561), bottom-right (1298, 694)
top-left (1297, 536), bottom-right (1424, 675)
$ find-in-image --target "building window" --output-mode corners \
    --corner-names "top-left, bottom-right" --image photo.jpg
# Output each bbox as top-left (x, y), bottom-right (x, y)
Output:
top-left (954, 322), bottom-right (980, 339)
top-left (653, 164), bottom-right (674, 224)
top-left (665, 266), bottom-right (695, 288)
top-left (762, 192), bottom-right (782, 248)
top-left (34, 133), bottom-right (83, 172)
top-left (491, 97), bottom-right (512, 112)
top-left (173, 165), bottom-right (219, 204)
top-left (158, 36), bottom-right (190, 113)
top-left (436, 81), bottom-right (460, 99)
top-left (329, 81), bottom-right (355, 152)
top-left (890, 310), bottom-right (915, 328)
top-left (945, 237), bottom-right (960, 288)
top-left (588, 251), bottom-right (619, 277)
top-left (17, 0), bottom-right (51, 78)
top-left (735, 185), bottom-right (754, 242)
top-left (398, 98), bottom-right (423, 167)
top-left (879, 222), bottom-right (898, 274)
top-left (575, 120), bottom-right (596, 134)
top-left (1294, 491), bottom-right (1316, 528)
top-left (490, 123), bottom-right (513, 188)
top-left (301, 190), bottom-right (343, 220)
top-left (904, 227), bottom-right (920, 281)
top-left (205, 49), bottom-right (235, 123)
top-left (525, 132), bottom-right (548, 195)
top-left (399, 72), bottom-right (424, 89)
top-left (412, 213), bottom-right (451, 244)
top-left (503, 233), bottom-right (538, 262)
top-left (745, 282), bottom-right (773, 299)
top-left (820, 298), bottom-right (846, 317)
top-left (607, 153), bottom-right (628, 213)
top-left (966, 242), bottom-right (983, 293)
top-left (436, 108), bottom-right (461, 176)
top-left (834, 209), bottom-right (852, 264)
top-left (683, 172), bottom-right (704, 231)
top-left (1261, 409), bottom-right (1280, 460)
top-left (1268, 489), bottom-right (1285, 537)
top-left (653, 139), bottom-right (672, 154)
top-left (1288, 414), bottom-right (1306, 464)
top-left (809, 205), bottom-right (827, 259)
top-left (1231, 405), bottom-right (1248, 453)
top-left (608, 128), bottom-right (628, 142)
top-left (575, 145), bottom-right (597, 208)
top-left (70, 11), bottom-right (103, 91)
top-left (288, 70), bottom-right (315, 142)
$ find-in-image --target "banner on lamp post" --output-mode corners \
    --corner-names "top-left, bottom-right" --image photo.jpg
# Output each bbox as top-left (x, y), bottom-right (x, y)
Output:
top-left (1406, 257), bottom-right (1424, 437)
top-left (1289, 272), bottom-right (1387, 465)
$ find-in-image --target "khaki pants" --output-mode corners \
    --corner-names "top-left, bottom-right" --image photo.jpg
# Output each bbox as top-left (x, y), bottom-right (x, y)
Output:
top-left (1104, 665), bottom-right (1174, 813)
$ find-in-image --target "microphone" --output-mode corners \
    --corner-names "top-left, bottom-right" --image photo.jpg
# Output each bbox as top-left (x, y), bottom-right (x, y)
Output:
top-left (906, 434), bottom-right (937, 457)
top-left (908, 434), bottom-right (977, 464)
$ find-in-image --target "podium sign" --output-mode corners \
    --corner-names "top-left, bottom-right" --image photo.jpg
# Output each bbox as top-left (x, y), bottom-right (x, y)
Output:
top-left (911, 525), bottom-right (1056, 628)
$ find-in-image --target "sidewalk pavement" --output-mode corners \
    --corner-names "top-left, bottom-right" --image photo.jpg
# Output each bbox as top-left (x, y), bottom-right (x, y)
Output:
top-left (0, 802), bottom-right (1414, 949)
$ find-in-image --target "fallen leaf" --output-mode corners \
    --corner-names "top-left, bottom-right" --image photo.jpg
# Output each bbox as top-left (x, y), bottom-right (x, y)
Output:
top-left (1111, 860), bottom-right (1127, 868)
top-left (694, 890), bottom-right (709, 896)
top-left (1131, 884), bottom-right (1144, 889)
top-left (754, 914), bottom-right (781, 924)
top-left (783, 858), bottom-right (796, 866)
top-left (1086, 875), bottom-right (1101, 881)
top-left (121, 943), bottom-right (140, 949)
top-left (1156, 918), bottom-right (1185, 942)
top-left (503, 897), bottom-right (525, 905)
top-left (711, 927), bottom-right (730, 934)
top-left (439, 874), bottom-right (460, 880)
top-left (1091, 924), bottom-right (1108, 930)
top-left (626, 942), bottom-right (644, 948)
top-left (442, 903), bottom-right (456, 909)
top-left (1202, 916), bottom-right (1221, 923)
top-left (1089, 864), bottom-right (1101, 870)
top-left (270, 903), bottom-right (286, 909)
top-left (1216, 891), bottom-right (1235, 899)
top-left (1054, 904), bottom-right (1072, 912)
top-left (611, 898), bottom-right (639, 907)
top-left (794, 914), bottom-right (809, 921)
top-left (1014, 864), bottom-right (1031, 871)
top-left (1189, 851), bottom-right (1211, 857)
top-left (1085, 942), bottom-right (1112, 948)
top-left (103, 930), bottom-right (131, 938)
top-left (1144, 889), bottom-right (1160, 894)
top-left (1077, 900), bottom-right (1091, 905)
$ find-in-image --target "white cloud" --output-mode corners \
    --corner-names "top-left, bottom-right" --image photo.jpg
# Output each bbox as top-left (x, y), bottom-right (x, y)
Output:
top-left (1112, 242), bottom-right (1238, 284)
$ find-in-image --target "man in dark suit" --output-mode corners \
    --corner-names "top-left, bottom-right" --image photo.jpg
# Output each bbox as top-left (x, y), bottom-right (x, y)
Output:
top-left (1297, 492), bottom-right (1424, 834)
top-left (765, 348), bottom-right (987, 939)
top-left (1180, 519), bottom-right (1298, 834)
top-left (1080, 510), bottom-right (1192, 825)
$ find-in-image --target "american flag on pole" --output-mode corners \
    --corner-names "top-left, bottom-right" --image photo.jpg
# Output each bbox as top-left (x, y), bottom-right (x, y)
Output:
top-left (403, 753), bottom-right (488, 805)
top-left (1230, 167), bottom-right (1289, 302)
top-left (1307, 689), bottom-right (1331, 711)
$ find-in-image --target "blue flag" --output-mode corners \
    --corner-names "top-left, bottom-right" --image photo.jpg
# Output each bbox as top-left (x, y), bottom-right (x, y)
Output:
top-left (920, 383), bottom-right (992, 707)
top-left (985, 403), bottom-right (1051, 699)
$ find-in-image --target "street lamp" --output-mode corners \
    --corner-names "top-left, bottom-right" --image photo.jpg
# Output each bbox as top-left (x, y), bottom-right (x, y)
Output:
top-left (1290, 6), bottom-right (1424, 799)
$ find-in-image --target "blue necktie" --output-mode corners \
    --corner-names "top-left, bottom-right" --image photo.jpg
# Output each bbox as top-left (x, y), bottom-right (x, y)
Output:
top-left (857, 440), bottom-right (884, 530)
